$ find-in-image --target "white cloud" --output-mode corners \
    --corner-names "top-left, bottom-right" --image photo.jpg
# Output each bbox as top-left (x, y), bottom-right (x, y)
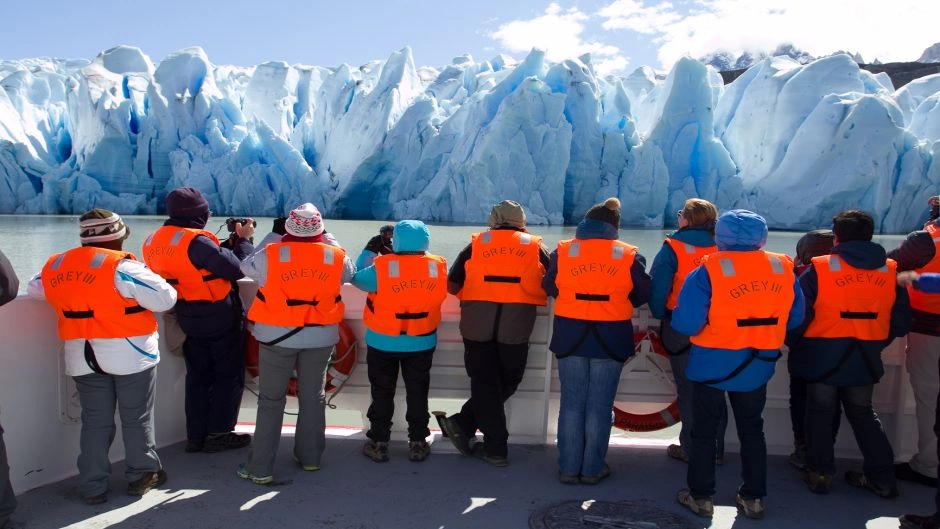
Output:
top-left (596, 0), bottom-right (940, 69)
top-left (489, 3), bottom-right (630, 74)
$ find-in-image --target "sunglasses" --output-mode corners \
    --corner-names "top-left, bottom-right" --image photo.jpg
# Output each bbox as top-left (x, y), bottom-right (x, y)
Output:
top-left (676, 209), bottom-right (684, 218)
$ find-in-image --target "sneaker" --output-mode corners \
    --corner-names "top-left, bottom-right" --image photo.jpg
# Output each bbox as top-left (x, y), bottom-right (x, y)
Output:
top-left (804, 471), bottom-right (832, 494)
top-left (127, 469), bottom-right (167, 496)
top-left (236, 463), bottom-right (273, 485)
top-left (363, 440), bottom-right (389, 463)
top-left (900, 514), bottom-right (940, 529)
top-left (83, 492), bottom-right (107, 505)
top-left (184, 439), bottom-right (204, 453)
top-left (292, 455), bottom-right (319, 472)
top-left (896, 462), bottom-right (939, 488)
top-left (666, 444), bottom-right (688, 463)
top-left (433, 411), bottom-right (472, 456)
top-left (203, 433), bottom-right (251, 453)
top-left (558, 472), bottom-right (580, 485)
top-left (676, 489), bottom-right (713, 518)
top-left (579, 464), bottom-right (611, 485)
top-left (844, 470), bottom-right (899, 499)
top-left (735, 493), bottom-right (765, 520)
top-left (408, 440), bottom-right (431, 462)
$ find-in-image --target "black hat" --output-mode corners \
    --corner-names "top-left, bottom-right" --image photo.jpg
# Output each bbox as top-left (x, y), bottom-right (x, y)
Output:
top-left (584, 197), bottom-right (621, 228)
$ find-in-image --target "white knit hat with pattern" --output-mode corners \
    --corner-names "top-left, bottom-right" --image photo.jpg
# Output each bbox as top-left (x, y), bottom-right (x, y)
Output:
top-left (285, 203), bottom-right (324, 237)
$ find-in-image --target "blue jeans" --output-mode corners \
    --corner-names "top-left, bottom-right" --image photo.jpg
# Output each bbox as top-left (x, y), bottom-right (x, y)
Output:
top-left (688, 382), bottom-right (767, 500)
top-left (805, 383), bottom-right (894, 486)
top-left (556, 356), bottom-right (624, 478)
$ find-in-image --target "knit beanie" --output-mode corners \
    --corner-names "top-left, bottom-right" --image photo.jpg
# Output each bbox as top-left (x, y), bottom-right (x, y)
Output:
top-left (166, 187), bottom-right (210, 220)
top-left (285, 203), bottom-right (324, 237)
top-left (584, 197), bottom-right (621, 228)
top-left (487, 200), bottom-right (526, 229)
top-left (79, 209), bottom-right (129, 244)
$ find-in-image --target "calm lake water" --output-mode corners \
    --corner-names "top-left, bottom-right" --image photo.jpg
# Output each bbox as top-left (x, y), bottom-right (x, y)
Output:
top-left (0, 215), bottom-right (907, 293)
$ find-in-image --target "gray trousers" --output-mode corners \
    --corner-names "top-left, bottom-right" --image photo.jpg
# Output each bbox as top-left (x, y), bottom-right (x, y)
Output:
top-left (73, 367), bottom-right (162, 499)
top-left (246, 344), bottom-right (333, 477)
top-left (0, 417), bottom-right (15, 529)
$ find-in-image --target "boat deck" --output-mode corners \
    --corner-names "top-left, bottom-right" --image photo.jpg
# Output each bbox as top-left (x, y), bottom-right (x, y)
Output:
top-left (8, 431), bottom-right (932, 529)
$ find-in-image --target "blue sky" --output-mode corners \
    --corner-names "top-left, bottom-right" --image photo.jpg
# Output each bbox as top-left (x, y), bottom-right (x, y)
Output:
top-left (3, 0), bottom-right (937, 74)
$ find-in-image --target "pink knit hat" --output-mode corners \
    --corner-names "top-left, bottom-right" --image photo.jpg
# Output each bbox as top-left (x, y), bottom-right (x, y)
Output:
top-left (285, 203), bottom-right (324, 237)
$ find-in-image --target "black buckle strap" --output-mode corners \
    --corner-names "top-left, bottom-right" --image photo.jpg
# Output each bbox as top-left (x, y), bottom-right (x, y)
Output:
top-left (575, 293), bottom-right (610, 302)
top-left (737, 317), bottom-right (779, 327)
top-left (840, 311), bottom-right (878, 320)
top-left (83, 340), bottom-right (106, 374)
top-left (166, 278), bottom-right (179, 285)
top-left (483, 275), bottom-right (521, 283)
top-left (63, 310), bottom-right (94, 319)
top-left (202, 273), bottom-right (220, 282)
top-left (286, 299), bottom-right (319, 307)
top-left (124, 305), bottom-right (146, 315)
top-left (395, 312), bottom-right (429, 320)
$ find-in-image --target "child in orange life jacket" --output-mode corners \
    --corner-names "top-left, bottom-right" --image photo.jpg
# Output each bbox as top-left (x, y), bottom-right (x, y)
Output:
top-left (351, 220), bottom-right (447, 463)
top-left (236, 203), bottom-right (356, 484)
top-left (27, 209), bottom-right (177, 505)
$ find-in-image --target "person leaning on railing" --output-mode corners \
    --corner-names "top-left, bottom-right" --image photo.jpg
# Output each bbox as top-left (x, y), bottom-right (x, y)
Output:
top-left (0, 248), bottom-right (19, 528)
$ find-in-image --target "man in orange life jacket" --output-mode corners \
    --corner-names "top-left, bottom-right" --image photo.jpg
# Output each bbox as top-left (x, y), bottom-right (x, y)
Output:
top-left (236, 203), bottom-right (356, 484)
top-left (0, 249), bottom-right (19, 527)
top-left (888, 195), bottom-right (940, 488)
top-left (787, 210), bottom-right (911, 498)
top-left (434, 200), bottom-right (550, 467)
top-left (352, 220), bottom-right (447, 463)
top-left (27, 210), bottom-right (177, 505)
top-left (672, 209), bottom-right (804, 520)
top-left (142, 187), bottom-right (255, 454)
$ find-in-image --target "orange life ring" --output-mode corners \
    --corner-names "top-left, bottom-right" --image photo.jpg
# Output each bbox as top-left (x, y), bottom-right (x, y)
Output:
top-left (611, 329), bottom-right (680, 432)
top-left (245, 320), bottom-right (359, 397)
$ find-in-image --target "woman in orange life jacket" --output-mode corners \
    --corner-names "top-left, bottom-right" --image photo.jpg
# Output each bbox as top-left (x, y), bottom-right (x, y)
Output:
top-left (352, 220), bottom-right (447, 463)
top-left (786, 229), bottom-right (838, 472)
top-left (27, 210), bottom-right (177, 505)
top-left (235, 203), bottom-right (356, 484)
top-left (648, 198), bottom-right (726, 465)
top-left (787, 210), bottom-right (911, 498)
top-left (542, 198), bottom-right (652, 485)
top-left (672, 209), bottom-right (804, 520)
top-left (0, 248), bottom-right (18, 526)
top-left (900, 270), bottom-right (940, 529)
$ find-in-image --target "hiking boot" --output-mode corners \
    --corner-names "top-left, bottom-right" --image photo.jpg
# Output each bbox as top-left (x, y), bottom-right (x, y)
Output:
top-left (184, 439), bottom-right (204, 453)
top-left (363, 440), bottom-right (389, 463)
top-left (433, 411), bottom-right (472, 456)
top-left (900, 514), bottom-right (940, 529)
top-left (666, 444), bottom-right (688, 463)
top-left (127, 469), bottom-right (167, 496)
top-left (804, 471), bottom-right (832, 494)
top-left (735, 493), bottom-right (765, 519)
top-left (558, 472), bottom-right (580, 485)
top-left (844, 470), bottom-right (899, 499)
top-left (203, 433), bottom-right (251, 453)
top-left (471, 443), bottom-right (507, 467)
top-left (83, 492), bottom-right (107, 505)
top-left (579, 464), bottom-right (611, 485)
top-left (236, 463), bottom-right (273, 485)
top-left (408, 440), bottom-right (431, 462)
top-left (896, 462), bottom-right (939, 488)
top-left (676, 489), bottom-right (713, 518)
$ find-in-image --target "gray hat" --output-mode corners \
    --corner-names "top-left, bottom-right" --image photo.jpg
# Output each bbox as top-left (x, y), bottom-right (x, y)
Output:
top-left (487, 200), bottom-right (526, 229)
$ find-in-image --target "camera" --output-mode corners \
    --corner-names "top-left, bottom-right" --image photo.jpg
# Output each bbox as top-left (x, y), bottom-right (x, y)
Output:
top-left (226, 217), bottom-right (257, 232)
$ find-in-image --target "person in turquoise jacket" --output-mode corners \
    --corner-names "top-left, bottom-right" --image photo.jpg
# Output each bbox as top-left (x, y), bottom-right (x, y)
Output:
top-left (352, 220), bottom-right (446, 463)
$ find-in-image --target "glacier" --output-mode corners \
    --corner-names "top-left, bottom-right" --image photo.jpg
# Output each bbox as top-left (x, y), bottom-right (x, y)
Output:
top-left (1, 45), bottom-right (939, 233)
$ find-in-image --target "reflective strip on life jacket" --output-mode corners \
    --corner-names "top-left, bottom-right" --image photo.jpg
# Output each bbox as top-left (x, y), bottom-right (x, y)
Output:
top-left (41, 247), bottom-right (157, 340)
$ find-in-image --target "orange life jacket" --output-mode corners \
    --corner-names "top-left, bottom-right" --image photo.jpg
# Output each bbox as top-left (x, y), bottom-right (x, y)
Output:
top-left (142, 226), bottom-right (232, 302)
top-left (910, 222), bottom-right (940, 314)
top-left (247, 242), bottom-right (347, 327)
top-left (803, 255), bottom-right (896, 340)
top-left (459, 230), bottom-right (547, 306)
top-left (664, 238), bottom-right (716, 310)
top-left (364, 253), bottom-right (448, 336)
top-left (41, 247), bottom-right (157, 340)
top-left (691, 251), bottom-right (795, 350)
top-left (553, 239), bottom-right (637, 321)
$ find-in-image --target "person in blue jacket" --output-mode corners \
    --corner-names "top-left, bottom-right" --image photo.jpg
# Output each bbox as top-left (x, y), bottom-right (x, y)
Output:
top-left (649, 198), bottom-right (726, 464)
top-left (672, 209), bottom-right (804, 520)
top-left (352, 220), bottom-right (446, 463)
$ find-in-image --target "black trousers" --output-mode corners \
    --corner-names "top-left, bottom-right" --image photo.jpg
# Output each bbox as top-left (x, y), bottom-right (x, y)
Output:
top-left (182, 328), bottom-right (246, 441)
top-left (366, 346), bottom-right (435, 442)
top-left (452, 339), bottom-right (529, 457)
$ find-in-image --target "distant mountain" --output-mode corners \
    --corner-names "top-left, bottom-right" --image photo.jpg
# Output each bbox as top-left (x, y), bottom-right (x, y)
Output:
top-left (918, 42), bottom-right (940, 63)
top-left (700, 44), bottom-right (816, 71)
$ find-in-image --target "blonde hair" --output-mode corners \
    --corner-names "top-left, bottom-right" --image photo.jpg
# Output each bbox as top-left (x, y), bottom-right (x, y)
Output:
top-left (680, 199), bottom-right (718, 231)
